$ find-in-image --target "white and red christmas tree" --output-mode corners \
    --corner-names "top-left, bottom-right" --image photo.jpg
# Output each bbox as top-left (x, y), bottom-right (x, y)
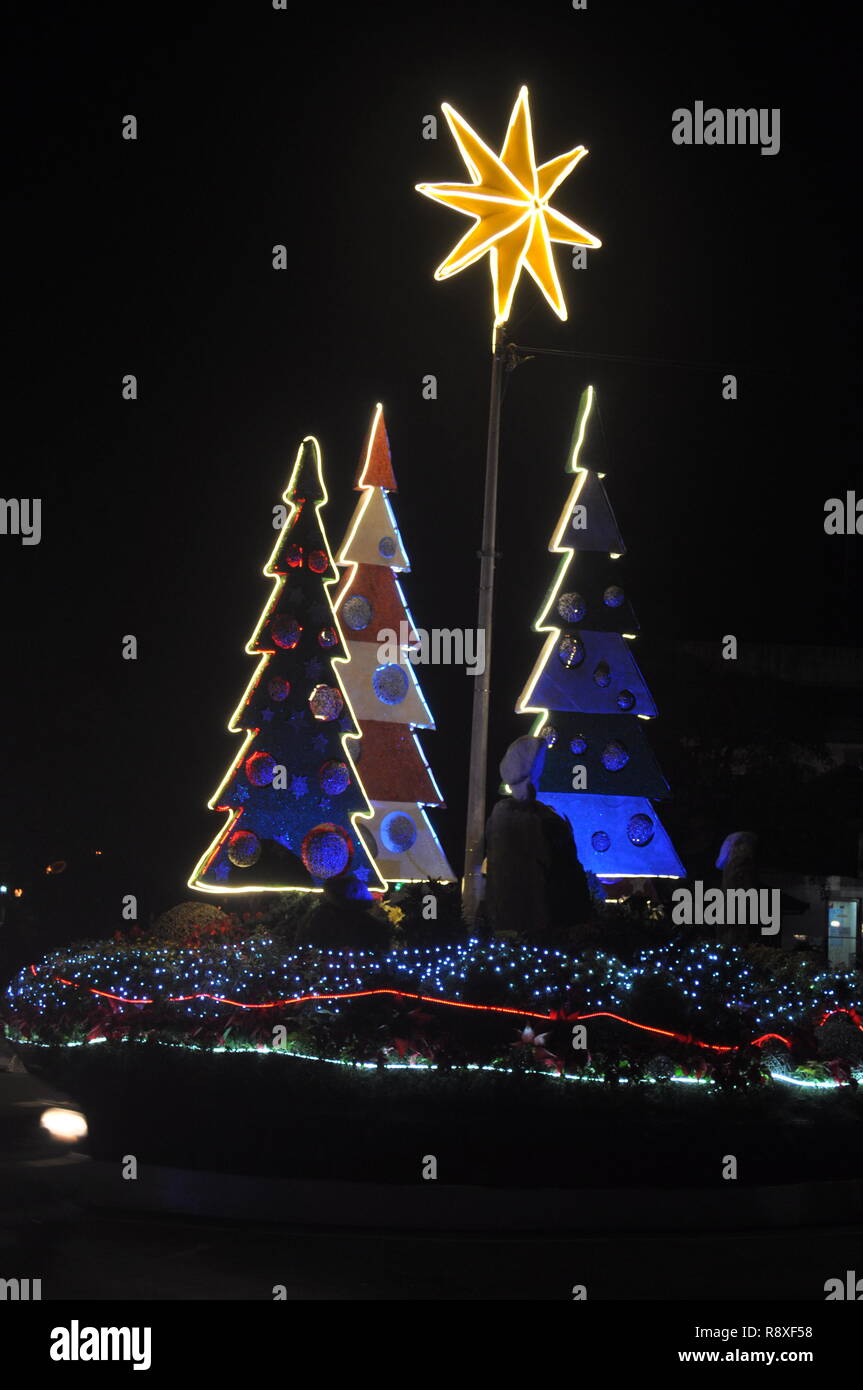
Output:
top-left (334, 405), bottom-right (455, 883)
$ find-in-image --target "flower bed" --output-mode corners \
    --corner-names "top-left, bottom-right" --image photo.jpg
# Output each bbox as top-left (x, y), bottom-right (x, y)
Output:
top-left (5, 932), bottom-right (861, 1090)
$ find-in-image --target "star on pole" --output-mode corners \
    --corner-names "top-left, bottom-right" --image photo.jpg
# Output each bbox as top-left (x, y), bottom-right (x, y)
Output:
top-left (416, 86), bottom-right (601, 328)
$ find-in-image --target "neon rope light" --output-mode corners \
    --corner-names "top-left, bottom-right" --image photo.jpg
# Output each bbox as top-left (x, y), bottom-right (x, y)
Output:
top-left (516, 384), bottom-right (594, 732)
top-left (5, 1033), bottom-right (857, 1092)
top-left (417, 86), bottom-right (601, 329)
top-left (188, 436), bottom-right (386, 894)
top-left (35, 969), bottom-right (863, 1058)
top-left (333, 403), bottom-right (453, 882)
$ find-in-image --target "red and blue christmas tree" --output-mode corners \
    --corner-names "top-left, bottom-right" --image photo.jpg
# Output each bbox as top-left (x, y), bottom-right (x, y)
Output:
top-left (189, 436), bottom-right (385, 894)
top-left (516, 386), bottom-right (685, 882)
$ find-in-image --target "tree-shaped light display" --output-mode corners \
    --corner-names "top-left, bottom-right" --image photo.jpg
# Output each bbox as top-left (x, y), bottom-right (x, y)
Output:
top-left (189, 437), bottom-right (385, 894)
top-left (516, 387), bottom-right (685, 881)
top-left (333, 405), bottom-right (455, 883)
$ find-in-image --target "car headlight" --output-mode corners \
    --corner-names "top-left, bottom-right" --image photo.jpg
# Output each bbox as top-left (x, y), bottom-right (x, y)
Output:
top-left (39, 1107), bottom-right (88, 1142)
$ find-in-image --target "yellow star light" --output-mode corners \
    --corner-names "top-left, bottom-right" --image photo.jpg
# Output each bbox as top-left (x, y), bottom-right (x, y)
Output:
top-left (416, 86), bottom-right (601, 329)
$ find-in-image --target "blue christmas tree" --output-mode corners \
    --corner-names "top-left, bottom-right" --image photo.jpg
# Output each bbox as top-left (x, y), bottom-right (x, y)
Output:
top-left (189, 437), bottom-right (385, 894)
top-left (516, 386), bottom-right (685, 882)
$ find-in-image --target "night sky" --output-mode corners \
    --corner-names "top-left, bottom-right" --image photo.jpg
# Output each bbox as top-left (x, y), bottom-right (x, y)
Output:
top-left (3, 1), bottom-right (858, 923)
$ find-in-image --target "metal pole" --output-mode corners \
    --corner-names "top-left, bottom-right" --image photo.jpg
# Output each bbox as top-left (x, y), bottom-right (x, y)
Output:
top-left (462, 327), bottom-right (507, 923)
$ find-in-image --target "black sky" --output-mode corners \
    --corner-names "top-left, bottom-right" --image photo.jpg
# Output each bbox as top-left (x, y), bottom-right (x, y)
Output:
top-left (3, 0), bottom-right (859, 915)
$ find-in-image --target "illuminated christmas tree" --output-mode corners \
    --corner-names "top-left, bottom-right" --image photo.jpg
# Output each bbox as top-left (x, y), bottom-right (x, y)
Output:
top-left (189, 437), bottom-right (385, 894)
top-left (516, 386), bottom-right (685, 882)
top-left (333, 405), bottom-right (455, 883)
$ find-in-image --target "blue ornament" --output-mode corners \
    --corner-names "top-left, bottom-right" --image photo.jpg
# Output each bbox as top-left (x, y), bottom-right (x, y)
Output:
top-left (308, 685), bottom-right (344, 721)
top-left (381, 811), bottom-right (418, 853)
top-left (591, 831), bottom-right (611, 853)
top-left (342, 595), bottom-right (373, 631)
top-left (378, 536), bottom-right (397, 559)
top-left (558, 635), bottom-right (585, 668)
top-left (373, 663), bottom-right (409, 705)
top-left (570, 735), bottom-right (588, 755)
top-left (627, 814), bottom-right (654, 846)
top-left (601, 741), bottom-right (629, 771)
top-left (558, 592), bottom-right (586, 623)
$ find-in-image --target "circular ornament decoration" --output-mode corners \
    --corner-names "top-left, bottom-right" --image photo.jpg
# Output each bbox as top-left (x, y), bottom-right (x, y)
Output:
top-left (603, 585), bottom-right (625, 608)
top-left (591, 831), bottom-right (611, 853)
top-left (372, 663), bottom-right (409, 705)
top-left (380, 811), bottom-right (418, 853)
top-left (319, 760), bottom-right (350, 795)
top-left (601, 741), bottom-right (630, 772)
top-left (558, 592), bottom-right (587, 624)
top-left (272, 616), bottom-right (302, 650)
top-left (308, 684), bottom-right (344, 721)
top-left (360, 826), bottom-right (378, 859)
top-left (593, 661), bottom-right (611, 688)
top-left (342, 595), bottom-right (373, 631)
top-left (227, 830), bottom-right (261, 868)
top-left (378, 536), bottom-right (397, 559)
top-left (616, 689), bottom-right (636, 711)
top-left (627, 813), bottom-right (655, 846)
top-left (267, 675), bottom-right (291, 702)
top-left (317, 626), bottom-right (338, 649)
top-left (558, 635), bottom-right (585, 669)
top-left (308, 550), bottom-right (328, 574)
top-left (570, 735), bottom-right (588, 755)
top-left (539, 723), bottom-right (557, 748)
top-left (301, 823), bottom-right (352, 879)
top-left (285, 545), bottom-right (303, 569)
top-left (245, 752), bottom-right (276, 786)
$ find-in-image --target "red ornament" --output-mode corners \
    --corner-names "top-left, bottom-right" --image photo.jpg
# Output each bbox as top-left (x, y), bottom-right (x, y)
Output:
top-left (301, 823), bottom-right (352, 879)
top-left (272, 616), bottom-right (302, 649)
top-left (286, 545), bottom-right (303, 568)
top-left (245, 752), bottom-right (276, 787)
top-left (227, 830), bottom-right (261, 868)
top-left (268, 676), bottom-right (291, 701)
top-left (308, 549), bottom-right (328, 573)
top-left (319, 760), bottom-right (350, 795)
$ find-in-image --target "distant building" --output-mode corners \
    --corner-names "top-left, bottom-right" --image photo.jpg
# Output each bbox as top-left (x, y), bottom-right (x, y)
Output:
top-left (651, 641), bottom-right (862, 968)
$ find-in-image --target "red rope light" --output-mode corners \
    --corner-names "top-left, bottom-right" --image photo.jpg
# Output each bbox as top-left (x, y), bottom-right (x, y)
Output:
top-left (42, 971), bottom-right (863, 1054)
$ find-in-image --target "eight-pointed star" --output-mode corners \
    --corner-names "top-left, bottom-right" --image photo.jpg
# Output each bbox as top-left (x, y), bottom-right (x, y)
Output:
top-left (417, 86), bottom-right (601, 328)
